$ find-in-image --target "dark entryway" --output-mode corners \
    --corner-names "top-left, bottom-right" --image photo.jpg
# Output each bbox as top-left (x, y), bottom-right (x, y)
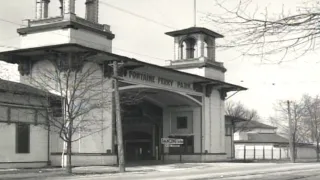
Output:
top-left (121, 99), bottom-right (163, 162)
top-left (124, 132), bottom-right (153, 161)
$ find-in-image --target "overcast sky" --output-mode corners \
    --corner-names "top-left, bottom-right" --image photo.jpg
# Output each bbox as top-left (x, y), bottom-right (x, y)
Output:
top-left (0, 0), bottom-right (319, 122)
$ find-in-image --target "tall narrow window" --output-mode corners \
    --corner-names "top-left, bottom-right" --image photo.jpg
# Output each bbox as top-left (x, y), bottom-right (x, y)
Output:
top-left (16, 123), bottom-right (30, 154)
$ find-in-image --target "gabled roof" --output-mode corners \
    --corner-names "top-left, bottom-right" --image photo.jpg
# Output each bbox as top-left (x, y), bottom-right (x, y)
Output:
top-left (236, 133), bottom-right (288, 144)
top-left (165, 27), bottom-right (224, 38)
top-left (0, 78), bottom-right (57, 98)
top-left (236, 120), bottom-right (277, 130)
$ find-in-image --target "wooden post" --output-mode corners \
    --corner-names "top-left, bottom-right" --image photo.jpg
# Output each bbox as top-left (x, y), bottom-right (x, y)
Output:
top-left (162, 148), bottom-right (165, 163)
top-left (179, 145), bottom-right (182, 163)
top-left (253, 146), bottom-right (256, 160)
top-left (263, 146), bottom-right (265, 160)
top-left (280, 148), bottom-right (282, 160)
top-left (271, 147), bottom-right (273, 160)
top-left (113, 61), bottom-right (125, 172)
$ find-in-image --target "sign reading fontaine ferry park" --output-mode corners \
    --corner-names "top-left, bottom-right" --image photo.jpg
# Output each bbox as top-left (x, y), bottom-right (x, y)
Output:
top-left (123, 70), bottom-right (194, 91)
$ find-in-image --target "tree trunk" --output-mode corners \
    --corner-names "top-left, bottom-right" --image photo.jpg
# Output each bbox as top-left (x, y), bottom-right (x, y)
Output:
top-left (287, 101), bottom-right (295, 163)
top-left (66, 139), bottom-right (72, 174)
top-left (317, 138), bottom-right (319, 162)
top-left (292, 135), bottom-right (296, 163)
top-left (66, 122), bottom-right (73, 174)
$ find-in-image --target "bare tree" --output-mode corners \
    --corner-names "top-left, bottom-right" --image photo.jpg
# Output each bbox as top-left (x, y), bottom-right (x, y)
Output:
top-left (27, 59), bottom-right (116, 174)
top-left (270, 100), bottom-right (306, 162)
top-left (225, 101), bottom-right (260, 131)
top-left (301, 94), bottom-right (320, 161)
top-left (28, 58), bottom-right (147, 173)
top-left (205, 0), bottom-right (320, 62)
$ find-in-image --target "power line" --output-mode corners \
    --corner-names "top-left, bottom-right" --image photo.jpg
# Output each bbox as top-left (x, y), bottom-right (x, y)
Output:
top-left (99, 0), bottom-right (177, 30)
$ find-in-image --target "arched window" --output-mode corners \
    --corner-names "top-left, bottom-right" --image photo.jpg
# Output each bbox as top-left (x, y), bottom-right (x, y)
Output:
top-left (180, 37), bottom-right (197, 59)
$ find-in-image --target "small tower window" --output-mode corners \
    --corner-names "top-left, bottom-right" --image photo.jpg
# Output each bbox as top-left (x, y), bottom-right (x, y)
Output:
top-left (180, 38), bottom-right (196, 59)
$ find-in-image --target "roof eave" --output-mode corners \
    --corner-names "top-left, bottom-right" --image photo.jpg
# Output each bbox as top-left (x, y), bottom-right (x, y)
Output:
top-left (0, 43), bottom-right (246, 92)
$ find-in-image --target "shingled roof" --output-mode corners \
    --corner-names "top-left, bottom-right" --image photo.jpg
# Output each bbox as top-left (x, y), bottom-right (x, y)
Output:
top-left (235, 120), bottom-right (277, 130)
top-left (235, 133), bottom-right (288, 143)
top-left (0, 78), bottom-right (55, 97)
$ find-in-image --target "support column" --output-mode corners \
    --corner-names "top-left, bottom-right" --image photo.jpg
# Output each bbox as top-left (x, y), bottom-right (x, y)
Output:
top-left (85, 0), bottom-right (99, 23)
top-left (174, 38), bottom-right (180, 60)
top-left (35, 0), bottom-right (42, 19)
top-left (35, 0), bottom-right (50, 19)
top-left (179, 44), bottom-right (184, 60)
top-left (64, 0), bottom-right (76, 15)
top-left (197, 34), bottom-right (205, 58)
top-left (207, 39), bottom-right (216, 61)
top-left (42, 0), bottom-right (50, 18)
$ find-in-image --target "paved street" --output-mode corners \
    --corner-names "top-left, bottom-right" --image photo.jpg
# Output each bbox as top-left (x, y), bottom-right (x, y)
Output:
top-left (2, 163), bottom-right (320, 180)
top-left (215, 168), bottom-right (320, 180)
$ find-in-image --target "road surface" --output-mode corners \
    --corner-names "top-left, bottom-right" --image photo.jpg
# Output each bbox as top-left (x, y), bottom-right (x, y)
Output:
top-left (3, 163), bottom-right (320, 180)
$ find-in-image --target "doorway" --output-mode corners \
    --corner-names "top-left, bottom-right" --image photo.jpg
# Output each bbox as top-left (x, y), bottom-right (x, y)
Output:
top-left (124, 131), bottom-right (154, 162)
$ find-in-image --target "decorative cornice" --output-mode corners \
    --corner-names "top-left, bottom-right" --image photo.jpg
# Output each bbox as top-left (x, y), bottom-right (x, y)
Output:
top-left (18, 17), bottom-right (115, 40)
top-left (166, 61), bottom-right (227, 73)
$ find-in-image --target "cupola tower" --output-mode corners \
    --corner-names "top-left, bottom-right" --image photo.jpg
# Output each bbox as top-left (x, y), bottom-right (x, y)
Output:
top-left (165, 27), bottom-right (226, 81)
top-left (18, 0), bottom-right (114, 52)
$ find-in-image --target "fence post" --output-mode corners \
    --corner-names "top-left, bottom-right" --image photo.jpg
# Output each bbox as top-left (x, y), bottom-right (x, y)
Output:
top-left (253, 146), bottom-right (256, 160)
top-left (244, 146), bottom-right (246, 161)
top-left (263, 146), bottom-right (265, 160)
top-left (271, 147), bottom-right (273, 160)
top-left (280, 148), bottom-right (282, 160)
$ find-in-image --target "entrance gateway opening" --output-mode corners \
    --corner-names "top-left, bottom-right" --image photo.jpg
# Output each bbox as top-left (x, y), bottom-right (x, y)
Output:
top-left (118, 87), bottom-right (201, 162)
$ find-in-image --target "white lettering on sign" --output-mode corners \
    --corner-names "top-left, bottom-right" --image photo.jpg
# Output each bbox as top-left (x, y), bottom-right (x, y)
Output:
top-left (128, 71), bottom-right (155, 83)
top-left (123, 70), bottom-right (193, 91)
top-left (161, 138), bottom-right (184, 145)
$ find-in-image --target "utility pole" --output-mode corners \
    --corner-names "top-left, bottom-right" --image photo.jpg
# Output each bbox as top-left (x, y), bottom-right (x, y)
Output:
top-left (113, 60), bottom-right (125, 172)
top-left (287, 100), bottom-right (295, 163)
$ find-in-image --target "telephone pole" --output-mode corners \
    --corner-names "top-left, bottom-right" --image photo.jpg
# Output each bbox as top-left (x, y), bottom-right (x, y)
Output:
top-left (113, 60), bottom-right (125, 172)
top-left (287, 100), bottom-right (295, 163)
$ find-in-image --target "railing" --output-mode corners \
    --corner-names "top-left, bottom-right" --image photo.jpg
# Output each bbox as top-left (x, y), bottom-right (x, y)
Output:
top-left (75, 16), bottom-right (110, 31)
top-left (29, 16), bottom-right (64, 26)
top-left (26, 15), bottom-right (110, 32)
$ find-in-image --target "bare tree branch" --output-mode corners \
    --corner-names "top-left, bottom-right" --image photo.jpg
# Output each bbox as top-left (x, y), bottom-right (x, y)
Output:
top-left (204, 0), bottom-right (320, 62)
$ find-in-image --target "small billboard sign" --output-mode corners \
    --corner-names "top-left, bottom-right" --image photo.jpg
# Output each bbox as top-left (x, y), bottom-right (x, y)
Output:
top-left (161, 138), bottom-right (184, 145)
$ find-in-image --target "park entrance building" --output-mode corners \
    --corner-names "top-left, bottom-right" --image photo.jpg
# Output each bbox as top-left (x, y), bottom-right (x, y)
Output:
top-left (0, 0), bottom-right (246, 167)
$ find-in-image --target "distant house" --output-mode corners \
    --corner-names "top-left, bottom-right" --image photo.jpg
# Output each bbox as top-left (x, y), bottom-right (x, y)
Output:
top-left (0, 79), bottom-right (59, 168)
top-left (234, 120), bottom-right (316, 160)
top-left (224, 115), bottom-right (246, 159)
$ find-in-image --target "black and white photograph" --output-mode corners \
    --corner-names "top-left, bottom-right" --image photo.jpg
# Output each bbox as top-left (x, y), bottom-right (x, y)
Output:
top-left (1, 0), bottom-right (320, 179)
